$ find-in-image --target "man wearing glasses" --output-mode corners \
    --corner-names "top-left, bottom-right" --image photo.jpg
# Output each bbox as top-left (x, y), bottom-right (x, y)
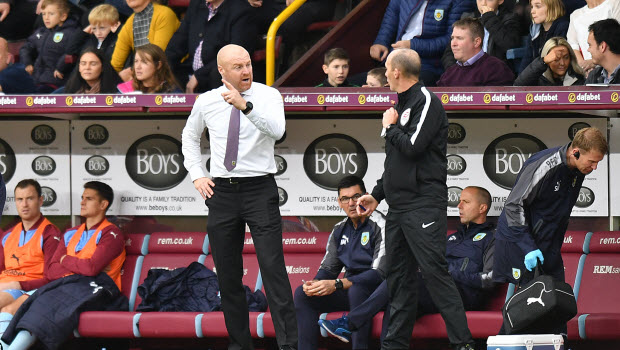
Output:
top-left (294, 175), bottom-right (387, 350)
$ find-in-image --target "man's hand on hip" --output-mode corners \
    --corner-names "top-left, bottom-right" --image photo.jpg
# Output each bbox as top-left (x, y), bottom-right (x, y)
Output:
top-left (221, 79), bottom-right (247, 111)
top-left (357, 195), bottom-right (378, 216)
top-left (194, 177), bottom-right (215, 199)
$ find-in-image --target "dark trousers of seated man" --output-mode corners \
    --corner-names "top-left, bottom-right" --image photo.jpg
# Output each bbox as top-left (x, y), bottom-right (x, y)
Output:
top-left (294, 279), bottom-right (382, 350)
top-left (347, 273), bottom-right (483, 342)
top-left (206, 176), bottom-right (297, 350)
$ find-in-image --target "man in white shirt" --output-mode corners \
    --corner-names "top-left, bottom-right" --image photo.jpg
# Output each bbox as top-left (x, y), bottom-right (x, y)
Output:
top-left (567, 0), bottom-right (620, 73)
top-left (182, 44), bottom-right (297, 350)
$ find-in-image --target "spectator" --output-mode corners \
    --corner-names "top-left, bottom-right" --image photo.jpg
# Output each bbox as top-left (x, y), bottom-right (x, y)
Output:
top-left (519, 0), bottom-right (569, 72)
top-left (567, 0), bottom-right (620, 74)
top-left (294, 175), bottom-right (387, 350)
top-left (0, 180), bottom-right (61, 347)
top-left (20, 0), bottom-right (79, 93)
top-left (117, 43), bottom-right (181, 93)
top-left (442, 0), bottom-right (521, 69)
top-left (585, 18), bottom-right (620, 83)
top-left (515, 36), bottom-right (584, 85)
top-left (363, 67), bottom-right (387, 87)
top-left (0, 0), bottom-right (38, 41)
top-left (66, 4), bottom-right (121, 66)
top-left (437, 18), bottom-right (515, 86)
top-left (111, 0), bottom-right (179, 81)
top-left (166, 0), bottom-right (256, 93)
top-left (371, 0), bottom-right (476, 86)
top-left (1, 181), bottom-right (127, 350)
top-left (316, 48), bottom-right (357, 87)
top-left (63, 48), bottom-right (122, 93)
top-left (0, 37), bottom-right (36, 94)
top-left (319, 186), bottom-right (496, 345)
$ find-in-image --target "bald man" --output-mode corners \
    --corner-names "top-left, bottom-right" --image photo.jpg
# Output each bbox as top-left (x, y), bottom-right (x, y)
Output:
top-left (358, 49), bottom-right (476, 350)
top-left (182, 44), bottom-right (297, 350)
top-left (0, 37), bottom-right (36, 94)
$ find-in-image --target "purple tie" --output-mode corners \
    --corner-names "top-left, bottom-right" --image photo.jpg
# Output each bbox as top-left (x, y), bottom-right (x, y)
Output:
top-left (224, 106), bottom-right (240, 171)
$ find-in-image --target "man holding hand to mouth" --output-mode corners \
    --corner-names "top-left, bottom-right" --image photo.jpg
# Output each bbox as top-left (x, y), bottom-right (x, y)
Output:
top-left (182, 44), bottom-right (297, 350)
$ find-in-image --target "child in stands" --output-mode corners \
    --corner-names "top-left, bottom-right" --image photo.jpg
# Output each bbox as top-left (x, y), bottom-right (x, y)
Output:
top-left (363, 67), bottom-right (387, 87)
top-left (66, 4), bottom-right (121, 65)
top-left (316, 48), bottom-right (358, 87)
top-left (19, 0), bottom-right (79, 93)
top-left (519, 0), bottom-right (569, 73)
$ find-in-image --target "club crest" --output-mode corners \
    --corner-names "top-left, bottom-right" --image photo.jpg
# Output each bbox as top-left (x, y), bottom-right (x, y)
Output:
top-left (361, 232), bottom-right (370, 246)
top-left (434, 9), bottom-right (444, 21)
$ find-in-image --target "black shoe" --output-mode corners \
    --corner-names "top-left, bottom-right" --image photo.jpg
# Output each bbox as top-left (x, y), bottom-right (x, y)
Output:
top-left (453, 343), bottom-right (475, 350)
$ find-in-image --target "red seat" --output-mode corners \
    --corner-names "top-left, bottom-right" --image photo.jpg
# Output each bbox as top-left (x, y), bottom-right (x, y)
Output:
top-left (203, 254), bottom-right (260, 291)
top-left (77, 311), bottom-right (141, 338)
top-left (199, 255), bottom-right (262, 338)
top-left (77, 234), bottom-right (149, 338)
top-left (561, 231), bottom-right (591, 254)
top-left (148, 231), bottom-right (208, 254)
top-left (168, 0), bottom-right (189, 7)
top-left (365, 284), bottom-right (508, 338)
top-left (133, 232), bottom-right (209, 338)
top-left (242, 231), bottom-right (331, 254)
top-left (577, 231), bottom-right (620, 340)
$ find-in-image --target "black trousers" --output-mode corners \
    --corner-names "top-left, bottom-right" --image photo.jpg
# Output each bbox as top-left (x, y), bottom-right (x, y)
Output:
top-left (206, 175), bottom-right (297, 350)
top-left (0, 0), bottom-right (37, 40)
top-left (382, 208), bottom-right (472, 349)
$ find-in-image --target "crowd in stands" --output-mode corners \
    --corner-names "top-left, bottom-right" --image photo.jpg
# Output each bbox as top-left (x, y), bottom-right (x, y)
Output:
top-left (0, 0), bottom-right (618, 95)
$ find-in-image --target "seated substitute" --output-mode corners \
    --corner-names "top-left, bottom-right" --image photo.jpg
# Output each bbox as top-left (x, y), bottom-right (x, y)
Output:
top-left (1, 181), bottom-right (127, 350)
top-left (320, 186), bottom-right (496, 346)
top-left (0, 180), bottom-right (61, 344)
top-left (437, 17), bottom-right (514, 86)
top-left (316, 48), bottom-right (358, 87)
top-left (295, 175), bottom-right (386, 350)
top-left (585, 18), bottom-right (620, 84)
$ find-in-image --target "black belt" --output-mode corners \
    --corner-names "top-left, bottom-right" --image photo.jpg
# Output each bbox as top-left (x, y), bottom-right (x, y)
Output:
top-left (213, 174), bottom-right (273, 185)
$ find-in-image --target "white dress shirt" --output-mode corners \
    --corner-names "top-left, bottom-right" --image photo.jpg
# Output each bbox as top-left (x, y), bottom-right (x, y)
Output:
top-left (567, 0), bottom-right (620, 60)
top-left (182, 82), bottom-right (286, 179)
top-left (401, 1), bottom-right (428, 40)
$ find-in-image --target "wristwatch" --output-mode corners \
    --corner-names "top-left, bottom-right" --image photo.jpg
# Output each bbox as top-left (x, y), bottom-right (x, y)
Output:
top-left (335, 278), bottom-right (343, 290)
top-left (242, 101), bottom-right (253, 115)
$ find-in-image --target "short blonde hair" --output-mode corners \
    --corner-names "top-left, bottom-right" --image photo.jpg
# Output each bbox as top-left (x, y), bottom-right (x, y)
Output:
top-left (530, 0), bottom-right (565, 23)
top-left (88, 4), bottom-right (119, 25)
top-left (571, 127), bottom-right (608, 155)
top-left (540, 37), bottom-right (583, 76)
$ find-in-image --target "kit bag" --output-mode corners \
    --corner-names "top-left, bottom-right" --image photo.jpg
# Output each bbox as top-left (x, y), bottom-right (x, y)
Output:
top-left (502, 263), bottom-right (577, 334)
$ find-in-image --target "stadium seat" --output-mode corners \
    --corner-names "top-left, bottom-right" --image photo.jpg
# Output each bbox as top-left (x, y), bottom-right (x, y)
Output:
top-left (577, 231), bottom-right (620, 340)
top-left (77, 233), bottom-right (150, 338)
top-left (198, 254), bottom-right (263, 338)
top-left (133, 232), bottom-right (209, 338)
top-left (260, 253), bottom-right (325, 337)
top-left (242, 231), bottom-right (331, 254)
